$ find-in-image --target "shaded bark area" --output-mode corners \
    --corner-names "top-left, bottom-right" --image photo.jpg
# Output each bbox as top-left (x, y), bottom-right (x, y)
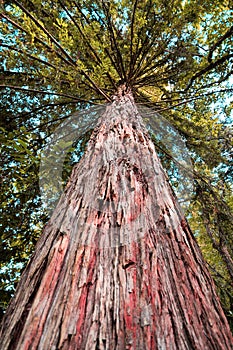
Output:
top-left (1, 92), bottom-right (232, 349)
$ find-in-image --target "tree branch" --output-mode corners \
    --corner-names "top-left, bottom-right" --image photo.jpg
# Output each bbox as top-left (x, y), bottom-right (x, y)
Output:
top-left (185, 53), bottom-right (233, 91)
top-left (137, 88), bottom-right (233, 112)
top-left (129, 0), bottom-right (139, 78)
top-left (208, 25), bottom-right (233, 63)
top-left (57, 0), bottom-right (116, 91)
top-left (6, 3), bottom-right (111, 101)
top-left (0, 13), bottom-right (74, 67)
top-left (0, 85), bottom-right (83, 100)
top-left (101, 0), bottom-right (127, 82)
top-left (58, 0), bottom-right (101, 65)
top-left (71, 1), bottom-right (121, 85)
top-left (13, 0), bottom-right (77, 66)
top-left (8, 101), bottom-right (93, 122)
top-left (0, 44), bottom-right (68, 73)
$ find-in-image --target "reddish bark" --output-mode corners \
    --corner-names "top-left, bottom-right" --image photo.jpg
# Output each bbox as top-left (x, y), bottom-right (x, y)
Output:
top-left (0, 89), bottom-right (232, 349)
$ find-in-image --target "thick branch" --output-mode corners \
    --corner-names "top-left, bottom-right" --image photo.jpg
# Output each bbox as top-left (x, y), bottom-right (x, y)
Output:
top-left (129, 0), bottom-right (139, 77)
top-left (58, 0), bottom-right (101, 65)
top-left (185, 53), bottom-right (233, 91)
top-left (101, 0), bottom-right (127, 81)
top-left (13, 0), bottom-right (77, 66)
top-left (132, 0), bottom-right (156, 72)
top-left (208, 26), bottom-right (233, 63)
top-left (0, 13), bottom-right (74, 67)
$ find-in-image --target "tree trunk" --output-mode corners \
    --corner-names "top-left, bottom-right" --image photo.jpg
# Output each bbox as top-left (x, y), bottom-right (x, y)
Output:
top-left (1, 89), bottom-right (232, 349)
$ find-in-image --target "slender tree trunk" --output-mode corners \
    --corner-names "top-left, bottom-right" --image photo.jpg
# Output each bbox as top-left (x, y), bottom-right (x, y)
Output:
top-left (219, 245), bottom-right (233, 281)
top-left (1, 88), bottom-right (232, 349)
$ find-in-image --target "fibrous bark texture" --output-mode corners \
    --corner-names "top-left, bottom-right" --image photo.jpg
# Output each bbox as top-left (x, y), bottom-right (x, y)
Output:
top-left (1, 91), bottom-right (232, 349)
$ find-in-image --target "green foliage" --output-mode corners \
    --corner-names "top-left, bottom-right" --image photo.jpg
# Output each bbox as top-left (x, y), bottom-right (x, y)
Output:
top-left (0, 0), bottom-right (232, 328)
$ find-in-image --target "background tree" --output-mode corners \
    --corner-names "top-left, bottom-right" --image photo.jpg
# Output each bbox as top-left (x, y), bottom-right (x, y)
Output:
top-left (0, 0), bottom-right (232, 333)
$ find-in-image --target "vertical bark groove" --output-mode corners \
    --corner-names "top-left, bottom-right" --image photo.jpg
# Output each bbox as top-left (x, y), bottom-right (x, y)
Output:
top-left (0, 91), bottom-right (232, 349)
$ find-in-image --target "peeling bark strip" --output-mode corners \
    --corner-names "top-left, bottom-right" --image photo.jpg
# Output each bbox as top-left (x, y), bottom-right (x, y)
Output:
top-left (1, 89), bottom-right (232, 349)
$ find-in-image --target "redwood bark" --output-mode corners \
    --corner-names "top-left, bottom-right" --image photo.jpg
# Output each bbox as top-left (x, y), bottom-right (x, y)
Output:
top-left (1, 89), bottom-right (232, 349)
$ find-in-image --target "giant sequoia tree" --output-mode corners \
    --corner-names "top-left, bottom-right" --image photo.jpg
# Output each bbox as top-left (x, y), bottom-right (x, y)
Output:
top-left (0, 0), bottom-right (233, 348)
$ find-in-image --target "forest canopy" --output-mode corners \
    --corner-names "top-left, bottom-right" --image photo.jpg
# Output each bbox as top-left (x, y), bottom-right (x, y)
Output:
top-left (0, 0), bottom-right (232, 328)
